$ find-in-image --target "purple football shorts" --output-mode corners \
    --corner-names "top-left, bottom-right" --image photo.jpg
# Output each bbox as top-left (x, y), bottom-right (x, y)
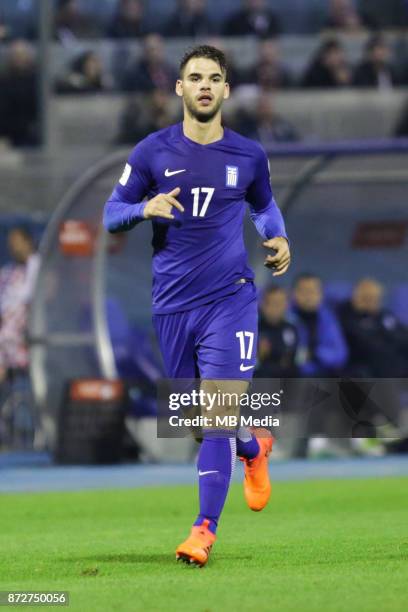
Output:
top-left (152, 281), bottom-right (258, 380)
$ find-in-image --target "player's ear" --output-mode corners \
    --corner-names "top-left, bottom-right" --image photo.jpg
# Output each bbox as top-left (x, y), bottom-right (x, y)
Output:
top-left (175, 79), bottom-right (183, 97)
top-left (223, 82), bottom-right (230, 100)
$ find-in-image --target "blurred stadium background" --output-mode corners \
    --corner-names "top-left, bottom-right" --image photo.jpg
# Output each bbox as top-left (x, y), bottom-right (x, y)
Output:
top-left (1, 0), bottom-right (408, 471)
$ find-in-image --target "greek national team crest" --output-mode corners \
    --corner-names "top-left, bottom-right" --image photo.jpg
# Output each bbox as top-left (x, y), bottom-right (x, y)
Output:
top-left (226, 165), bottom-right (239, 188)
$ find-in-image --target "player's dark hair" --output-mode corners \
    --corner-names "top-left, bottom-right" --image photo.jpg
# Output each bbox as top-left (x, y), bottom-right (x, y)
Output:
top-left (179, 45), bottom-right (228, 78)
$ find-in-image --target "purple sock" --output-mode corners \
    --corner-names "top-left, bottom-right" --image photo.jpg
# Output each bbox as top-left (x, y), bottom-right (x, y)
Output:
top-left (194, 433), bottom-right (236, 534)
top-left (236, 427), bottom-right (260, 460)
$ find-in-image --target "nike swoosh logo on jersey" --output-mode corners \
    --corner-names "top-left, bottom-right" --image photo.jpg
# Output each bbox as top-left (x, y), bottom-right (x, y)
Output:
top-left (198, 470), bottom-right (219, 476)
top-left (165, 168), bottom-right (186, 177)
top-left (240, 364), bottom-right (255, 372)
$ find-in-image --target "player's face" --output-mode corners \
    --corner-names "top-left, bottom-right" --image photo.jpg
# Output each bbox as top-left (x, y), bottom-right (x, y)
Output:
top-left (176, 57), bottom-right (230, 123)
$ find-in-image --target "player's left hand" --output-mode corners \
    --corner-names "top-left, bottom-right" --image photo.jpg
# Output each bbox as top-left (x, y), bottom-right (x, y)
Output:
top-left (263, 236), bottom-right (291, 277)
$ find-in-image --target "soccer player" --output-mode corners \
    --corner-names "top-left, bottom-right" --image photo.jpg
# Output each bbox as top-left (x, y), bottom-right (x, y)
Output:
top-left (103, 45), bottom-right (291, 566)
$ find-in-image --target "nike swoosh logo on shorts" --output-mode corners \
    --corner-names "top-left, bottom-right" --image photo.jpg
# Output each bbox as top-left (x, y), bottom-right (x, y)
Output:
top-left (165, 168), bottom-right (186, 177)
top-left (240, 364), bottom-right (255, 372)
top-left (198, 470), bottom-right (219, 476)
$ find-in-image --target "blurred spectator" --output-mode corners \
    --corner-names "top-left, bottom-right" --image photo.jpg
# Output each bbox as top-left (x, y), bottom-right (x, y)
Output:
top-left (55, 0), bottom-right (100, 41)
top-left (0, 227), bottom-right (40, 450)
top-left (289, 274), bottom-right (348, 376)
top-left (338, 278), bottom-right (408, 377)
top-left (222, 0), bottom-right (281, 38)
top-left (302, 38), bottom-right (351, 88)
top-left (121, 34), bottom-right (176, 92)
top-left (255, 286), bottom-right (298, 378)
top-left (0, 228), bottom-right (40, 381)
top-left (239, 39), bottom-right (293, 89)
top-left (107, 0), bottom-right (146, 38)
top-left (0, 16), bottom-right (10, 42)
top-left (353, 35), bottom-right (399, 90)
top-left (117, 89), bottom-right (177, 144)
top-left (162, 0), bottom-right (214, 38)
top-left (235, 92), bottom-right (299, 144)
top-left (0, 40), bottom-right (38, 147)
top-left (324, 0), bottom-right (376, 31)
top-left (56, 51), bottom-right (111, 94)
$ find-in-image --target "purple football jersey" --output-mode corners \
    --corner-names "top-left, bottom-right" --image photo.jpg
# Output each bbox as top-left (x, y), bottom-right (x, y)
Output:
top-left (104, 122), bottom-right (287, 314)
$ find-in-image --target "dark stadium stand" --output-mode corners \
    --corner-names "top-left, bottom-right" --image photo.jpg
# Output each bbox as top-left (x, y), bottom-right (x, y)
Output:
top-left (1, 0), bottom-right (407, 38)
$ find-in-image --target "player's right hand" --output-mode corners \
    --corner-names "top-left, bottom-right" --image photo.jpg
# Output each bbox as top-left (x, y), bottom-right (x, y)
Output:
top-left (143, 187), bottom-right (184, 220)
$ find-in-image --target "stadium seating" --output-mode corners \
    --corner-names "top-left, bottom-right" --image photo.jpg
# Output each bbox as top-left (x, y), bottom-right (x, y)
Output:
top-left (2, 0), bottom-right (406, 36)
top-left (52, 90), bottom-right (408, 147)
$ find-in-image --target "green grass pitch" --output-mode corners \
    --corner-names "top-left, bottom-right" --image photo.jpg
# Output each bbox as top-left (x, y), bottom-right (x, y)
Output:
top-left (0, 477), bottom-right (407, 611)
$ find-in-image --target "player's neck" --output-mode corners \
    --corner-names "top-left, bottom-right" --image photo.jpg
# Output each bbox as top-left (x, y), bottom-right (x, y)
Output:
top-left (182, 116), bottom-right (224, 145)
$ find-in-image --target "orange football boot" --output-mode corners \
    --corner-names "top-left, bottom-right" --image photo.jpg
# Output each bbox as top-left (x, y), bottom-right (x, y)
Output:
top-left (240, 428), bottom-right (274, 512)
top-left (175, 519), bottom-right (216, 567)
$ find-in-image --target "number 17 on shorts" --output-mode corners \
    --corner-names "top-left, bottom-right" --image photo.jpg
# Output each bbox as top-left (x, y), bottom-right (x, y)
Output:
top-left (236, 331), bottom-right (255, 373)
